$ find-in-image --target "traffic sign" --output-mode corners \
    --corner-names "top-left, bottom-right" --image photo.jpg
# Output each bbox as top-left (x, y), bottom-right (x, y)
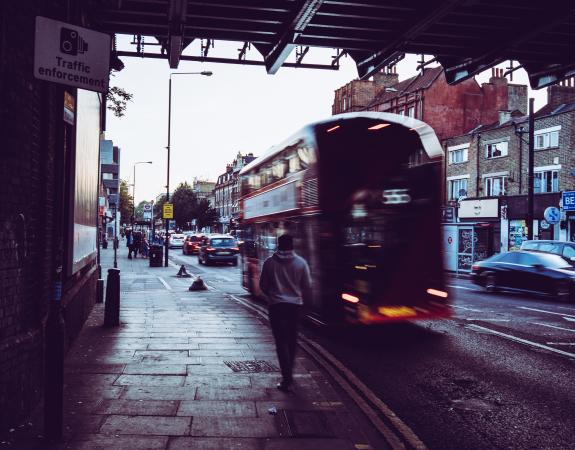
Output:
top-left (562, 191), bottom-right (575, 211)
top-left (34, 16), bottom-right (111, 93)
top-left (543, 206), bottom-right (560, 224)
top-left (143, 203), bottom-right (152, 212)
top-left (163, 203), bottom-right (174, 219)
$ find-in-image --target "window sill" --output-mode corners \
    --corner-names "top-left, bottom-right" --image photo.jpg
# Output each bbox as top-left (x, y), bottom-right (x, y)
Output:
top-left (485, 155), bottom-right (508, 160)
top-left (448, 161), bottom-right (468, 165)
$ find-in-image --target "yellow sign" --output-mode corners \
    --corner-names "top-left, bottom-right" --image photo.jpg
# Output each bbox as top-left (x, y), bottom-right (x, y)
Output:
top-left (163, 203), bottom-right (173, 219)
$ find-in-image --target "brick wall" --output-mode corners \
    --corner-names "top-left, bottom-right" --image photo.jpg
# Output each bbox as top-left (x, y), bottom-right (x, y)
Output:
top-left (0, 1), bottom-right (99, 431)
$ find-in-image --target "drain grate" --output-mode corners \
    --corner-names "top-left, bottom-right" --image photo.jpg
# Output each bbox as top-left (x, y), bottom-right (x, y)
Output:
top-left (224, 360), bottom-right (279, 373)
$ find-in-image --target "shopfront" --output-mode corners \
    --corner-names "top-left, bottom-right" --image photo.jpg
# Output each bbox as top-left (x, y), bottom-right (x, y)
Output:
top-left (504, 193), bottom-right (561, 251)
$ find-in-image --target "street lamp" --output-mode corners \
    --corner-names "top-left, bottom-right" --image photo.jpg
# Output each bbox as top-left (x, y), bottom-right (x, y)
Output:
top-left (165, 70), bottom-right (213, 266)
top-left (132, 161), bottom-right (153, 224)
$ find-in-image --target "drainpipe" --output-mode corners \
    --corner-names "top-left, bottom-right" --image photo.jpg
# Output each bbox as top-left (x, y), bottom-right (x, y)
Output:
top-left (475, 133), bottom-right (482, 197)
top-left (527, 98), bottom-right (535, 240)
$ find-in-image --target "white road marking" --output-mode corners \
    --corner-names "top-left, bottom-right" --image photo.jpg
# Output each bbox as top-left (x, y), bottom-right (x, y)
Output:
top-left (558, 306), bottom-right (575, 312)
top-left (518, 306), bottom-right (575, 319)
top-left (452, 305), bottom-right (483, 313)
top-left (447, 284), bottom-right (482, 292)
top-left (465, 318), bottom-right (510, 322)
top-left (564, 317), bottom-right (575, 322)
top-left (157, 277), bottom-right (172, 290)
top-left (531, 322), bottom-right (575, 333)
top-left (468, 324), bottom-right (575, 359)
top-left (546, 342), bottom-right (575, 346)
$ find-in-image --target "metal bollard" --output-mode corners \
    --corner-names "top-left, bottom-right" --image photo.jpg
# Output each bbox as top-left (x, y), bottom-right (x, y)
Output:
top-left (104, 268), bottom-right (121, 327)
top-left (96, 279), bottom-right (104, 303)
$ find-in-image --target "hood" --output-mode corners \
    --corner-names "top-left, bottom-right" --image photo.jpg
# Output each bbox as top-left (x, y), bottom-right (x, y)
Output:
top-left (274, 250), bottom-right (295, 262)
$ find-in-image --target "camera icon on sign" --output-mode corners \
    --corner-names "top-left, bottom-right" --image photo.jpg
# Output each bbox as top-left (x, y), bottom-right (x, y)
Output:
top-left (60, 27), bottom-right (88, 55)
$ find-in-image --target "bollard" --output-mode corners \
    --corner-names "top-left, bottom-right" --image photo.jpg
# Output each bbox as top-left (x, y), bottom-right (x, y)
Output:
top-left (96, 279), bottom-right (104, 303)
top-left (104, 268), bottom-right (121, 327)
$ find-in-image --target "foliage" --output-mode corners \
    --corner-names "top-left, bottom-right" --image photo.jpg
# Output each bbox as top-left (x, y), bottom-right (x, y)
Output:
top-left (172, 182), bottom-right (197, 228)
top-left (106, 86), bottom-right (133, 118)
top-left (134, 200), bottom-right (148, 221)
top-left (119, 180), bottom-right (134, 225)
top-left (195, 199), bottom-right (220, 229)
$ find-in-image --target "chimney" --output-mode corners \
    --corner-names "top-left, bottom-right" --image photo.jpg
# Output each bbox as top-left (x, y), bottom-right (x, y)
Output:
top-left (498, 110), bottom-right (511, 125)
top-left (547, 77), bottom-right (575, 109)
top-left (373, 70), bottom-right (399, 88)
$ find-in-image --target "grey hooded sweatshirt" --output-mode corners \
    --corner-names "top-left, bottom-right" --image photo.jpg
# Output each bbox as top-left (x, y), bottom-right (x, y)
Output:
top-left (259, 250), bottom-right (312, 306)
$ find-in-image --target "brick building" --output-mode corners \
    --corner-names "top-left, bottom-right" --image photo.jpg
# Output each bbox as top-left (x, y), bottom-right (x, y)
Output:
top-left (214, 152), bottom-right (256, 233)
top-left (333, 67), bottom-right (528, 165)
top-left (1, 2), bottom-right (103, 431)
top-left (445, 80), bottom-right (575, 257)
top-left (100, 140), bottom-right (121, 238)
top-left (192, 178), bottom-right (216, 207)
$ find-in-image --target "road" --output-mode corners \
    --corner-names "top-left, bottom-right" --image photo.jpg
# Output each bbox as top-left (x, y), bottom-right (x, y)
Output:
top-left (171, 251), bottom-right (575, 450)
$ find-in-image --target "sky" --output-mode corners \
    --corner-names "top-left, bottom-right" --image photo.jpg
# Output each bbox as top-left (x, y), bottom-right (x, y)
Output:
top-left (105, 38), bottom-right (548, 207)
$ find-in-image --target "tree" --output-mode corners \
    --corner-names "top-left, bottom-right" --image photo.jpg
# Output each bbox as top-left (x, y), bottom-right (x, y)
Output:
top-left (106, 70), bottom-right (133, 118)
top-left (119, 180), bottom-right (133, 225)
top-left (134, 200), bottom-right (148, 221)
top-left (171, 182), bottom-right (198, 229)
top-left (154, 194), bottom-right (167, 223)
top-left (195, 199), bottom-right (219, 230)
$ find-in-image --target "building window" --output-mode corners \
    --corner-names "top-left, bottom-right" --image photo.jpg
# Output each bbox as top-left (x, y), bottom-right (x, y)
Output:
top-left (535, 130), bottom-right (559, 149)
top-left (534, 170), bottom-right (559, 193)
top-left (407, 106), bottom-right (415, 117)
top-left (398, 109), bottom-right (404, 116)
top-left (448, 147), bottom-right (468, 164)
top-left (485, 141), bottom-right (508, 159)
top-left (484, 176), bottom-right (507, 196)
top-left (448, 178), bottom-right (468, 200)
top-left (343, 97), bottom-right (347, 110)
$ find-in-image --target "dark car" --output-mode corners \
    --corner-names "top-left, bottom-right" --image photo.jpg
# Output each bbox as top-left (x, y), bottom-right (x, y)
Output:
top-left (198, 234), bottom-right (239, 266)
top-left (182, 234), bottom-right (204, 255)
top-left (471, 251), bottom-right (575, 300)
top-left (520, 240), bottom-right (575, 264)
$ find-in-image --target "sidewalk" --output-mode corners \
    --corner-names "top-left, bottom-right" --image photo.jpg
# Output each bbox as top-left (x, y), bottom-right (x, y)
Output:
top-left (18, 247), bottom-right (386, 449)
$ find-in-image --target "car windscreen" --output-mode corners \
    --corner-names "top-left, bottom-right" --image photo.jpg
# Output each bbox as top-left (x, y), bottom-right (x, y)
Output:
top-left (210, 238), bottom-right (236, 248)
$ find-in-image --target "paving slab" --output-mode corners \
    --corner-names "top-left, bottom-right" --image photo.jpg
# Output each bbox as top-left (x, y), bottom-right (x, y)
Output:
top-left (2, 250), bottom-right (389, 450)
top-left (100, 415), bottom-right (191, 436)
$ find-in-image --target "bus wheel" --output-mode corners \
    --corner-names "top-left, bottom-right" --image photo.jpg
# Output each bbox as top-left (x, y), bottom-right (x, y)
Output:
top-left (485, 273), bottom-right (497, 293)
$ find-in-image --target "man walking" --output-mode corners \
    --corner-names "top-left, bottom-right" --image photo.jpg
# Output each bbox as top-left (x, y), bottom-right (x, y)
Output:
top-left (259, 234), bottom-right (312, 392)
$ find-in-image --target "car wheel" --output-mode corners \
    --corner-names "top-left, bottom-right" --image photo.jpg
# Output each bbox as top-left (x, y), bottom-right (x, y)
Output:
top-left (485, 272), bottom-right (497, 293)
top-left (553, 280), bottom-right (571, 300)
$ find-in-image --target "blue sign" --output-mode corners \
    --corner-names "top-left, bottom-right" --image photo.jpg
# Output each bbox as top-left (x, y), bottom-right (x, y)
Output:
top-left (563, 191), bottom-right (575, 211)
top-left (544, 206), bottom-right (560, 224)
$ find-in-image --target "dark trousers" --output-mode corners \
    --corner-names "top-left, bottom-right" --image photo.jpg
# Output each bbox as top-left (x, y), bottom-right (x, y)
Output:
top-left (269, 303), bottom-right (301, 383)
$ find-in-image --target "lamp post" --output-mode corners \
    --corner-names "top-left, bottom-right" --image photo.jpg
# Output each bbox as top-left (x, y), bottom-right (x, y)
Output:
top-left (132, 161), bottom-right (153, 225)
top-left (165, 70), bottom-right (213, 267)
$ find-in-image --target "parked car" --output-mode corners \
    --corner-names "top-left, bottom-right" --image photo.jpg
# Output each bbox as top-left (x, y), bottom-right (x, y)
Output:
top-left (471, 250), bottom-right (575, 300)
top-left (198, 234), bottom-right (239, 266)
top-left (168, 233), bottom-right (186, 249)
top-left (520, 240), bottom-right (575, 264)
top-left (182, 234), bottom-right (204, 255)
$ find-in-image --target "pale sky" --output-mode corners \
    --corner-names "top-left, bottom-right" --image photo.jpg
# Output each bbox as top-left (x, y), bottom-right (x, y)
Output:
top-left (106, 38), bottom-right (547, 206)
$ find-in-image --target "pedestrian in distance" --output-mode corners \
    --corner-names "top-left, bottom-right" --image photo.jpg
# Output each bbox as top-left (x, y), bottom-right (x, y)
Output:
top-left (133, 231), bottom-right (142, 258)
top-left (259, 234), bottom-right (312, 392)
top-left (142, 235), bottom-right (150, 258)
top-left (126, 230), bottom-right (134, 259)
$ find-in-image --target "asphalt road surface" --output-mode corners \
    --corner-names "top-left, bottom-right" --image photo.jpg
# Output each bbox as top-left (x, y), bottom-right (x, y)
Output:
top-left (172, 252), bottom-right (575, 450)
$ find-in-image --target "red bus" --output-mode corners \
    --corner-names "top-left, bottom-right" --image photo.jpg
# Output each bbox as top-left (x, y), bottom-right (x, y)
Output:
top-left (238, 112), bottom-right (451, 325)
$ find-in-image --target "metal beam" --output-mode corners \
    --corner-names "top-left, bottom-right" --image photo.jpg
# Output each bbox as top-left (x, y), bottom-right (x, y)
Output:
top-left (168, 0), bottom-right (188, 68)
top-left (355, 0), bottom-right (462, 80)
top-left (442, 6), bottom-right (575, 85)
top-left (264, 0), bottom-right (324, 74)
top-left (115, 50), bottom-right (339, 71)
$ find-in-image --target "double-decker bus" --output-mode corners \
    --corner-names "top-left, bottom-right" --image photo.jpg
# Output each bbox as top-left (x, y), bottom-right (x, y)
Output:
top-left (238, 112), bottom-right (451, 325)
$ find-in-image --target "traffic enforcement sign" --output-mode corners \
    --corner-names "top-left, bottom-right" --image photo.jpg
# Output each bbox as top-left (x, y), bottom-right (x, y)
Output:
top-left (34, 16), bottom-right (111, 93)
top-left (163, 203), bottom-right (174, 219)
top-left (143, 203), bottom-right (152, 212)
top-left (562, 191), bottom-right (575, 211)
top-left (543, 206), bottom-right (560, 224)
